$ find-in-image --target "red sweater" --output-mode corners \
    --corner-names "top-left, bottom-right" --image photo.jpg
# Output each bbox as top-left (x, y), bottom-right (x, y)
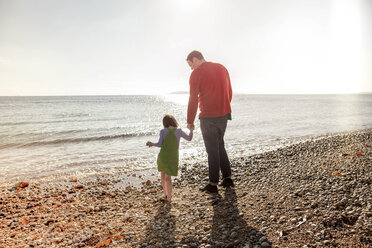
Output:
top-left (187, 62), bottom-right (232, 124)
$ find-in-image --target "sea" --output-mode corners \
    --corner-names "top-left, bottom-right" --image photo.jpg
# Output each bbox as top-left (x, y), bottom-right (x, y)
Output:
top-left (0, 94), bottom-right (371, 187)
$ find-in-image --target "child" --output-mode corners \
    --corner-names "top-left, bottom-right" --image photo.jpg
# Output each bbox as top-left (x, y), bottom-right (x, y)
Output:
top-left (146, 114), bottom-right (193, 202)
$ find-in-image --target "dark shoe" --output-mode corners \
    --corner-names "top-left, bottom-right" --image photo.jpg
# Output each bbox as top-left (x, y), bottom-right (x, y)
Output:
top-left (199, 184), bottom-right (218, 193)
top-left (219, 178), bottom-right (234, 187)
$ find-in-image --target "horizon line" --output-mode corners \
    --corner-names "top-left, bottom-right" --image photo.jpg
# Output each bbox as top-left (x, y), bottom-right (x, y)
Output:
top-left (0, 92), bottom-right (371, 97)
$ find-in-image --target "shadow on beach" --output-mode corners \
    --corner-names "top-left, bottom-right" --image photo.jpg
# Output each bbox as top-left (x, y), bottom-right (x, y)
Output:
top-left (141, 202), bottom-right (176, 247)
top-left (210, 187), bottom-right (271, 248)
top-left (139, 187), bottom-right (270, 247)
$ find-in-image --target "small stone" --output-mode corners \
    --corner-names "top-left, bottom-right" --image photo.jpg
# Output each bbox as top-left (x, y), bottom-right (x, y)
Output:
top-left (259, 227), bottom-right (268, 233)
top-left (230, 231), bottom-right (238, 239)
top-left (315, 233), bottom-right (322, 240)
top-left (214, 241), bottom-right (224, 247)
top-left (261, 242), bottom-right (270, 247)
top-left (74, 185), bottom-right (84, 189)
top-left (278, 216), bottom-right (286, 223)
top-left (258, 236), bottom-right (267, 243)
top-left (279, 230), bottom-right (288, 237)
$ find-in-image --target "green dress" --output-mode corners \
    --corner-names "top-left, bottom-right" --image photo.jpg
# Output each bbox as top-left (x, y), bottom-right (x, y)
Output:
top-left (157, 128), bottom-right (179, 176)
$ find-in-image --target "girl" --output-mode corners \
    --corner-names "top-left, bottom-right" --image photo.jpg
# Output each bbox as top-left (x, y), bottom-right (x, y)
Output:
top-left (146, 114), bottom-right (193, 202)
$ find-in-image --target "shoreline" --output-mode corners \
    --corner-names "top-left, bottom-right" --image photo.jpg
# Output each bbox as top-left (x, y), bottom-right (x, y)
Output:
top-left (1, 127), bottom-right (371, 189)
top-left (1, 129), bottom-right (371, 247)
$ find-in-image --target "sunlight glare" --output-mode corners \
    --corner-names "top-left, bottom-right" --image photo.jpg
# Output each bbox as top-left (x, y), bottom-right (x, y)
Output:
top-left (173, 0), bottom-right (202, 12)
top-left (162, 94), bottom-right (189, 105)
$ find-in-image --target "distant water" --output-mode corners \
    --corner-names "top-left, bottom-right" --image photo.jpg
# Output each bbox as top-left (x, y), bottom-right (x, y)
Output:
top-left (1, 94), bottom-right (371, 186)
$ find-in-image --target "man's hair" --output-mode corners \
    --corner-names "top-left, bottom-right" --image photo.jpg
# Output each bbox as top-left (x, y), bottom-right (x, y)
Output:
top-left (163, 114), bottom-right (178, 128)
top-left (186, 50), bottom-right (204, 61)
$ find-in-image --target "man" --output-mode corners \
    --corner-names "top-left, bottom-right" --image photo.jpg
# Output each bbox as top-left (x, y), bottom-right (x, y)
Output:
top-left (186, 50), bottom-right (233, 193)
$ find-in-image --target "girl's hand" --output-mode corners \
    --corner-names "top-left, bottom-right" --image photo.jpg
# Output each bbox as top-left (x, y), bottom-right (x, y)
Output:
top-left (187, 123), bottom-right (195, 131)
top-left (146, 141), bottom-right (153, 147)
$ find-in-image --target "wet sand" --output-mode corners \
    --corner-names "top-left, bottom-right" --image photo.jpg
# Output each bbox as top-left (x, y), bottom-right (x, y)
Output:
top-left (1, 129), bottom-right (371, 247)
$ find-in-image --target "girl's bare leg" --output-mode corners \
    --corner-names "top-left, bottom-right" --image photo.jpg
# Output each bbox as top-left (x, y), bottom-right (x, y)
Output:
top-left (161, 171), bottom-right (167, 198)
top-left (165, 175), bottom-right (172, 202)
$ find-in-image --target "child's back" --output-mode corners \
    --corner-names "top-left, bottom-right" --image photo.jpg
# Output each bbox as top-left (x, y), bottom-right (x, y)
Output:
top-left (152, 127), bottom-right (193, 148)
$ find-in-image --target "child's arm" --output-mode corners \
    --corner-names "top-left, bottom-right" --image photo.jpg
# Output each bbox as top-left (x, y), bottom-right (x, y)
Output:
top-left (146, 129), bottom-right (166, 148)
top-left (180, 129), bottom-right (193, 141)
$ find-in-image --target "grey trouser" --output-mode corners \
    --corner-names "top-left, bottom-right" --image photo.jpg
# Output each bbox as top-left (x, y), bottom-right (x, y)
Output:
top-left (200, 118), bottom-right (231, 185)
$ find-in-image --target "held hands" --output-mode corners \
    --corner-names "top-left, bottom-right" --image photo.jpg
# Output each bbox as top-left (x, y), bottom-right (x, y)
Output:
top-left (187, 123), bottom-right (195, 131)
top-left (146, 141), bottom-right (153, 147)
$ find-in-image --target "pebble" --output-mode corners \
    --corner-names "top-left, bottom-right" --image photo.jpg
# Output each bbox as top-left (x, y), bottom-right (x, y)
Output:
top-left (230, 231), bottom-right (238, 239)
top-left (324, 240), bottom-right (331, 245)
top-left (258, 236), bottom-right (268, 243)
top-left (261, 242), bottom-right (270, 247)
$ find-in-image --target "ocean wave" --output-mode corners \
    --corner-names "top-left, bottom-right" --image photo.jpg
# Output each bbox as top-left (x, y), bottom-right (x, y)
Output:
top-left (0, 117), bottom-right (125, 126)
top-left (0, 132), bottom-right (156, 149)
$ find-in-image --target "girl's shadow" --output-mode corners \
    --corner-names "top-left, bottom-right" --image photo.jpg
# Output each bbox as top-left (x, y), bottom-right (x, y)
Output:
top-left (210, 188), bottom-right (270, 247)
top-left (141, 203), bottom-right (176, 247)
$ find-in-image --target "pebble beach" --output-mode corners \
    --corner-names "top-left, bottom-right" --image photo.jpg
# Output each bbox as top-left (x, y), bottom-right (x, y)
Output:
top-left (1, 129), bottom-right (371, 248)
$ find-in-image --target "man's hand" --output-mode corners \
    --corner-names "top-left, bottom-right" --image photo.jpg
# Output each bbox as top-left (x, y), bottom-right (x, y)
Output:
top-left (187, 124), bottom-right (195, 131)
top-left (146, 141), bottom-right (153, 147)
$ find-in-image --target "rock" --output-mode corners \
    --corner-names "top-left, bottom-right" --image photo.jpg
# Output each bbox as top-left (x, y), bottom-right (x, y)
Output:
top-left (259, 227), bottom-right (268, 233)
top-left (15, 182), bottom-right (29, 188)
top-left (278, 216), bottom-right (286, 223)
top-left (324, 240), bottom-right (331, 245)
top-left (261, 242), bottom-right (270, 247)
top-left (214, 241), bottom-right (224, 247)
top-left (258, 236), bottom-right (267, 243)
top-left (230, 231), bottom-right (238, 239)
top-left (74, 185), bottom-right (84, 190)
top-left (243, 243), bottom-right (252, 248)
top-left (279, 230), bottom-right (288, 237)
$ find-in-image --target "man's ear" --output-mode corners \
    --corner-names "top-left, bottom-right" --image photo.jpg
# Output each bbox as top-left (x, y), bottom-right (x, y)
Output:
top-left (192, 57), bottom-right (198, 64)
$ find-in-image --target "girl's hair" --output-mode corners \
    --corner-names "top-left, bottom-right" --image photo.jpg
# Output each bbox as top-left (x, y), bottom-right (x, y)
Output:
top-left (163, 114), bottom-right (178, 128)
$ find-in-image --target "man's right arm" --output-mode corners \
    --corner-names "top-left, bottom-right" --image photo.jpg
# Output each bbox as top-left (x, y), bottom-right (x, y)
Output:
top-left (187, 73), bottom-right (199, 125)
top-left (225, 66), bottom-right (232, 102)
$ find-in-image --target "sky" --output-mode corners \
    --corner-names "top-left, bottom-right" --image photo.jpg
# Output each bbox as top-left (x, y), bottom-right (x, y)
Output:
top-left (0, 0), bottom-right (371, 96)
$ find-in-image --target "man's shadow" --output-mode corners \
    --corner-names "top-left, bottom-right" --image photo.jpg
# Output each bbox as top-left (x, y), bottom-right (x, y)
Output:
top-left (141, 203), bottom-right (176, 247)
top-left (210, 188), bottom-right (271, 247)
